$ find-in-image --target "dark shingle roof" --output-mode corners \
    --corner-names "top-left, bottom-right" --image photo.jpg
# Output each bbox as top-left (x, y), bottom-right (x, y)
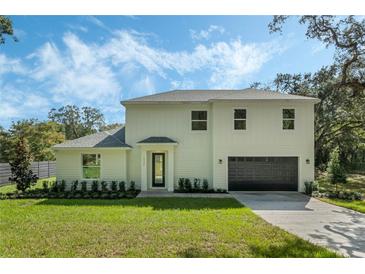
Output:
top-left (54, 127), bottom-right (131, 148)
top-left (138, 136), bottom-right (177, 144)
top-left (121, 88), bottom-right (320, 104)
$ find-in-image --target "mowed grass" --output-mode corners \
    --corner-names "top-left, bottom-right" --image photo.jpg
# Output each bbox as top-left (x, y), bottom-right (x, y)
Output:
top-left (319, 198), bottom-right (365, 214)
top-left (317, 173), bottom-right (365, 213)
top-left (0, 177), bottom-right (56, 194)
top-left (0, 198), bottom-right (339, 258)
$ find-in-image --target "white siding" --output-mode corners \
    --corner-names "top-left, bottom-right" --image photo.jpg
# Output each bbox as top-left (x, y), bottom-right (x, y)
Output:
top-left (211, 101), bottom-right (315, 191)
top-left (125, 104), bottom-right (213, 189)
top-left (56, 99), bottom-right (316, 192)
top-left (55, 149), bottom-right (128, 188)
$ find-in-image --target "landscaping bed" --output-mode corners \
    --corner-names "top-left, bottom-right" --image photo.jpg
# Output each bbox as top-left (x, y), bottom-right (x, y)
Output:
top-left (305, 173), bottom-right (365, 213)
top-left (174, 177), bottom-right (227, 193)
top-left (0, 179), bottom-right (140, 200)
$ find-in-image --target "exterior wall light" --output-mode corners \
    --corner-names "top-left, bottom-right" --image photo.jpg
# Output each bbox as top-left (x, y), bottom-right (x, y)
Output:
top-left (306, 159), bottom-right (310, 164)
top-left (219, 159), bottom-right (223, 164)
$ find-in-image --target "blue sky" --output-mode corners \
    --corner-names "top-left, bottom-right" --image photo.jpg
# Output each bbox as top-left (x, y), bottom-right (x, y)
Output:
top-left (0, 16), bottom-right (334, 128)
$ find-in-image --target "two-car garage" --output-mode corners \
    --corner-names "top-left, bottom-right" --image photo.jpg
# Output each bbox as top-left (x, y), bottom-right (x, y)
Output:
top-left (228, 157), bottom-right (298, 191)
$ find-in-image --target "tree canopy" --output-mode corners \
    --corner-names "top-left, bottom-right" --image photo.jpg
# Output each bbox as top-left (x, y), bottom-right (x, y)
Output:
top-left (0, 15), bottom-right (17, 44)
top-left (48, 105), bottom-right (106, 140)
top-left (266, 16), bottom-right (365, 169)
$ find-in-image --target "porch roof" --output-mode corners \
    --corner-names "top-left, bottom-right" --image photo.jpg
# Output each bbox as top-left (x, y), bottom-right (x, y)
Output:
top-left (137, 136), bottom-right (177, 144)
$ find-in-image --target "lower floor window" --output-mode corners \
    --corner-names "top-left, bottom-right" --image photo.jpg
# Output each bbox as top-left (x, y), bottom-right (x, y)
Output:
top-left (82, 154), bottom-right (101, 179)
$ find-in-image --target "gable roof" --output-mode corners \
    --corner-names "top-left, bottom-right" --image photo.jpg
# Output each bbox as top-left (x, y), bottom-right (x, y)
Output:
top-left (138, 136), bottom-right (177, 144)
top-left (121, 88), bottom-right (320, 105)
top-left (53, 127), bottom-right (131, 149)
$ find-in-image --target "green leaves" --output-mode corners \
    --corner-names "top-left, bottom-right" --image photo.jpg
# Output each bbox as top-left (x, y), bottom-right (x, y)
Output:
top-left (0, 15), bottom-right (17, 44)
top-left (48, 105), bottom-right (106, 140)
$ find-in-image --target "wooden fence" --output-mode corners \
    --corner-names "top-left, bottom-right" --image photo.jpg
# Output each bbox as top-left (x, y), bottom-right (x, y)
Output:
top-left (0, 161), bottom-right (56, 185)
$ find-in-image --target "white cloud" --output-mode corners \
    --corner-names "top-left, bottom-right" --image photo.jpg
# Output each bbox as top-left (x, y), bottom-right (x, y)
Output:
top-left (0, 28), bottom-right (287, 126)
top-left (0, 103), bottom-right (20, 119)
top-left (29, 33), bottom-right (121, 103)
top-left (85, 16), bottom-right (111, 32)
top-left (131, 76), bottom-right (156, 96)
top-left (100, 30), bottom-right (282, 88)
top-left (190, 25), bottom-right (225, 41)
top-left (67, 24), bottom-right (88, 33)
top-left (311, 42), bottom-right (326, 54)
top-left (0, 83), bottom-right (50, 121)
top-left (171, 80), bottom-right (195, 90)
top-left (0, 54), bottom-right (26, 75)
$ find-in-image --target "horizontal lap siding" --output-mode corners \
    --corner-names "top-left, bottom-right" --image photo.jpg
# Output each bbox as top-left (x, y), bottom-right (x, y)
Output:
top-left (212, 101), bottom-right (315, 192)
top-left (55, 149), bottom-right (127, 186)
top-left (126, 104), bottom-right (213, 188)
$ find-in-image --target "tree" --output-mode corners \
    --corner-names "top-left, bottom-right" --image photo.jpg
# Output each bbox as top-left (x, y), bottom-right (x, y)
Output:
top-left (269, 16), bottom-right (365, 97)
top-left (267, 16), bottom-right (365, 169)
top-left (0, 15), bottom-right (17, 44)
top-left (9, 137), bottom-right (38, 192)
top-left (327, 147), bottom-right (347, 191)
top-left (100, 123), bottom-right (123, 131)
top-left (48, 105), bottom-right (105, 140)
top-left (0, 120), bottom-right (65, 162)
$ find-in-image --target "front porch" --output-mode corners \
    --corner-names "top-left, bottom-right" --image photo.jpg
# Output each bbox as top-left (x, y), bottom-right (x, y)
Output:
top-left (137, 136), bottom-right (178, 192)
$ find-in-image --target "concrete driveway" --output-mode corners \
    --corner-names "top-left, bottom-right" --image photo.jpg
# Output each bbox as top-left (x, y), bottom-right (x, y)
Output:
top-left (231, 192), bottom-right (365, 258)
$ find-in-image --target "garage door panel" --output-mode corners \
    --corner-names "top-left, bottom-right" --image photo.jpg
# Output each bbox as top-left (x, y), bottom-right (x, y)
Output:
top-left (228, 157), bottom-right (298, 191)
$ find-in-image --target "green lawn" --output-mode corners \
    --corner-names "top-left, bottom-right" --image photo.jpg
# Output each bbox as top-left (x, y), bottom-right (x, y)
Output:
top-left (319, 198), bottom-right (365, 214)
top-left (0, 198), bottom-right (339, 258)
top-left (0, 177), bottom-right (56, 194)
top-left (317, 173), bottom-right (365, 213)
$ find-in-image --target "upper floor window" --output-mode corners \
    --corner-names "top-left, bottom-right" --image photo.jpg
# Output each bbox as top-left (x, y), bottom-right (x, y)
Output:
top-left (82, 154), bottom-right (101, 179)
top-left (282, 109), bottom-right (295, 130)
top-left (191, 111), bottom-right (207, 130)
top-left (234, 109), bottom-right (246, 130)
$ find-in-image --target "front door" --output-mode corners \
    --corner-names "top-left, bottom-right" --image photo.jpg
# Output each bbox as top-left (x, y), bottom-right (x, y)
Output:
top-left (152, 153), bottom-right (165, 187)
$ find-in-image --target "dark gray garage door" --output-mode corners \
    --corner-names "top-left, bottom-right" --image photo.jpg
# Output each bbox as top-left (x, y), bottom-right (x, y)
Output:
top-left (228, 157), bottom-right (298, 191)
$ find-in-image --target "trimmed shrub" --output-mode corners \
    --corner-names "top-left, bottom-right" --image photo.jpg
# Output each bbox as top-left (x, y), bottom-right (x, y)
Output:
top-left (71, 180), bottom-right (79, 192)
top-left (101, 181), bottom-right (108, 192)
top-left (184, 178), bottom-right (192, 192)
top-left (118, 181), bottom-right (126, 192)
top-left (178, 178), bottom-right (185, 191)
top-left (193, 178), bottom-right (201, 190)
top-left (111, 181), bottom-right (118, 192)
top-left (202, 179), bottom-right (209, 192)
top-left (81, 181), bottom-right (87, 192)
top-left (92, 180), bottom-right (99, 192)
top-left (304, 181), bottom-right (319, 195)
top-left (129, 181), bottom-right (136, 192)
top-left (59, 180), bottom-right (66, 192)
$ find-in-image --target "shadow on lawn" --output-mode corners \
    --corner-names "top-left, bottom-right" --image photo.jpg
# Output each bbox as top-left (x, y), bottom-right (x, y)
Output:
top-left (35, 197), bottom-right (244, 210)
top-left (177, 238), bottom-right (340, 258)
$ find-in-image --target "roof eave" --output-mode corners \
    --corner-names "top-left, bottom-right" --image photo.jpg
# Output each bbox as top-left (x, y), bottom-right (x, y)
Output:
top-left (53, 146), bottom-right (132, 150)
top-left (121, 100), bottom-right (208, 105)
top-left (136, 142), bottom-right (178, 146)
top-left (209, 98), bottom-right (321, 103)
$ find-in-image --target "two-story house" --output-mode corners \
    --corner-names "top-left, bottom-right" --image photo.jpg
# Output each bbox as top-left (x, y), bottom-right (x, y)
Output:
top-left (54, 88), bottom-right (320, 192)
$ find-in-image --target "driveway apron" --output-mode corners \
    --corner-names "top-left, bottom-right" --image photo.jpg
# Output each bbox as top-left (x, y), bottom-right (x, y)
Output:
top-left (231, 191), bottom-right (365, 258)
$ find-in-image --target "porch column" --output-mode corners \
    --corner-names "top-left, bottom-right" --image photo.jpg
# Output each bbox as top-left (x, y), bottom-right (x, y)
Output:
top-left (167, 147), bottom-right (174, 192)
top-left (141, 148), bottom-right (148, 191)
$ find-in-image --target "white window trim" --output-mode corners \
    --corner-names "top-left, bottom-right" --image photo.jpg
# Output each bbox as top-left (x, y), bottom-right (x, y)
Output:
top-left (81, 153), bottom-right (102, 180)
top-left (233, 108), bottom-right (247, 131)
top-left (191, 110), bottom-right (208, 131)
top-left (282, 108), bottom-right (295, 130)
